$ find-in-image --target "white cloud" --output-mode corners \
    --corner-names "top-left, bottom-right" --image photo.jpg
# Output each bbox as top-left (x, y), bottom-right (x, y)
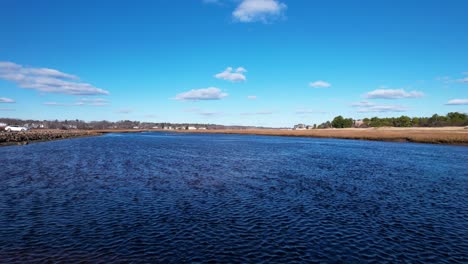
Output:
top-left (175, 87), bottom-right (228, 101)
top-left (44, 98), bottom-right (109, 107)
top-left (0, 61), bottom-right (109, 96)
top-left (309, 80), bottom-right (331, 88)
top-left (214, 67), bottom-right (247, 82)
top-left (364, 89), bottom-right (424, 99)
top-left (457, 77), bottom-right (468, 83)
top-left (446, 99), bottom-right (468, 105)
top-left (247, 95), bottom-right (257, 100)
top-left (236, 67), bottom-right (247, 73)
top-left (233, 0), bottom-right (286, 23)
top-left (0, 97), bottom-right (15, 103)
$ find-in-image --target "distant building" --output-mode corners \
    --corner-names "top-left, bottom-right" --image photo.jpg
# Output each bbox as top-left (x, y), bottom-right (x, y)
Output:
top-left (197, 127), bottom-right (207, 130)
top-left (293, 124), bottom-right (307, 130)
top-left (152, 126), bottom-right (159, 129)
top-left (0, 122), bottom-right (7, 127)
top-left (187, 126), bottom-right (197, 130)
top-left (133, 126), bottom-right (140, 129)
top-left (353, 119), bottom-right (365, 128)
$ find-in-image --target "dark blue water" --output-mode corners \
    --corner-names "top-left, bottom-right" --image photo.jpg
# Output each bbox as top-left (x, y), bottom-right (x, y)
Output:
top-left (0, 133), bottom-right (467, 263)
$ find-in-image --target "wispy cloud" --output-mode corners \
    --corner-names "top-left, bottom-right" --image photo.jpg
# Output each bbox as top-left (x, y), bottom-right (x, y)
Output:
top-left (295, 109), bottom-right (327, 114)
top-left (183, 107), bottom-right (221, 116)
top-left (203, 0), bottom-right (220, 4)
top-left (351, 101), bottom-right (375, 107)
top-left (116, 108), bottom-right (132, 114)
top-left (309, 80), bottom-right (331, 88)
top-left (241, 111), bottom-right (273, 115)
top-left (214, 67), bottom-right (247, 82)
top-left (247, 95), bottom-right (257, 100)
top-left (457, 77), bottom-right (468, 83)
top-left (199, 111), bottom-right (222, 116)
top-left (0, 61), bottom-right (109, 96)
top-left (0, 97), bottom-right (15, 103)
top-left (351, 101), bottom-right (408, 113)
top-left (364, 89), bottom-right (424, 99)
top-left (44, 98), bottom-right (109, 107)
top-left (175, 87), bottom-right (228, 101)
top-left (446, 99), bottom-right (468, 105)
top-left (233, 0), bottom-right (287, 23)
top-left (0, 108), bottom-right (14, 111)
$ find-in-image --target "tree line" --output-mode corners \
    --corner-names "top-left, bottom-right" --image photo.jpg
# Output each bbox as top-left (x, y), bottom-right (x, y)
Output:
top-left (319, 112), bottom-right (468, 128)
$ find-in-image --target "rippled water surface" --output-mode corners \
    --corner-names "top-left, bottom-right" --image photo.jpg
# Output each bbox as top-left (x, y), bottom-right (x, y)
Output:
top-left (0, 132), bottom-right (467, 263)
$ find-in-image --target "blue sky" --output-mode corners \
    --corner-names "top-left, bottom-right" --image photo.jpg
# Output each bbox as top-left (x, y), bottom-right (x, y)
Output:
top-left (0, 0), bottom-right (467, 127)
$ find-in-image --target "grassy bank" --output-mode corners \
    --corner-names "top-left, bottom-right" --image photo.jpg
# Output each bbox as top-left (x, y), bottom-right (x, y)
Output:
top-left (175, 127), bottom-right (468, 145)
top-left (0, 130), bottom-right (103, 146)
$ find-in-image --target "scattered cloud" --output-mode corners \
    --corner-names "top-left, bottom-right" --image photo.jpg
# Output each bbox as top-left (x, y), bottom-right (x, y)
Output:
top-left (241, 111), bottom-right (273, 115)
top-left (0, 61), bottom-right (109, 96)
top-left (364, 89), bottom-right (424, 99)
top-left (0, 97), bottom-right (15, 103)
top-left (247, 95), bottom-right (257, 100)
top-left (233, 0), bottom-right (287, 23)
top-left (214, 67), bottom-right (247, 82)
top-left (44, 98), bottom-right (109, 107)
top-left (175, 87), bottom-right (228, 101)
top-left (446, 99), bottom-right (468, 105)
top-left (309, 80), bottom-right (331, 88)
top-left (0, 108), bottom-right (14, 111)
top-left (457, 77), bottom-right (468, 83)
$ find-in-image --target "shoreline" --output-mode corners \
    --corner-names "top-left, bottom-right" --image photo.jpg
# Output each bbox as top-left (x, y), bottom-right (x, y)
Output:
top-left (1, 127), bottom-right (467, 147)
top-left (0, 130), bottom-right (103, 147)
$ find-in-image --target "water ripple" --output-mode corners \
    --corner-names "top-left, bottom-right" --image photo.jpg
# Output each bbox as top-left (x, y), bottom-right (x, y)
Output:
top-left (0, 133), bottom-right (467, 263)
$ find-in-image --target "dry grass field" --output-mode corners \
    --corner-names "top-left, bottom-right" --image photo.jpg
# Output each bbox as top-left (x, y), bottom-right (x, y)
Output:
top-left (176, 127), bottom-right (468, 145)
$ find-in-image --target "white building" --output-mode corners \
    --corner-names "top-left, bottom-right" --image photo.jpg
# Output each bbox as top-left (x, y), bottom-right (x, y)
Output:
top-left (187, 126), bottom-right (197, 130)
top-left (293, 124), bottom-right (307, 130)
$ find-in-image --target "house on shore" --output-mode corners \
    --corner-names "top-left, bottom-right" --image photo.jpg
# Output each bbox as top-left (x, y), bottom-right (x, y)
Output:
top-left (293, 124), bottom-right (307, 130)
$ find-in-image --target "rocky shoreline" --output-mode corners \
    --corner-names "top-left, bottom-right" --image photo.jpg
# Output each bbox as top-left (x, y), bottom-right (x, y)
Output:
top-left (0, 130), bottom-right (103, 146)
